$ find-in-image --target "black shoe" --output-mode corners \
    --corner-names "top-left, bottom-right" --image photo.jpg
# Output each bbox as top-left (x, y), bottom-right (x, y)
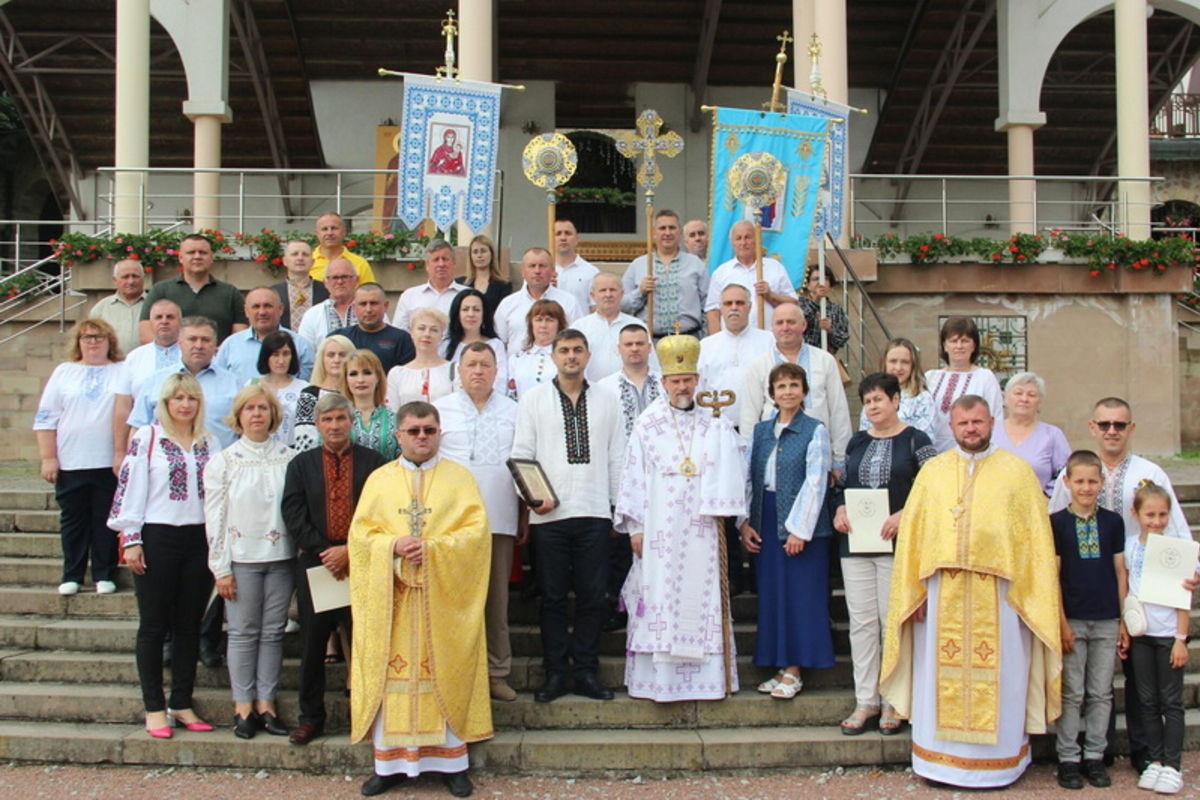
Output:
top-left (233, 712), bottom-right (257, 740)
top-left (573, 672), bottom-right (614, 701)
top-left (199, 647), bottom-right (223, 668)
top-left (1082, 759), bottom-right (1111, 788)
top-left (289, 722), bottom-right (323, 745)
top-left (442, 770), bottom-right (473, 797)
top-left (259, 710), bottom-right (289, 736)
top-left (603, 612), bottom-right (627, 632)
top-left (533, 673), bottom-right (568, 703)
top-left (361, 773), bottom-right (404, 796)
top-left (1056, 762), bottom-right (1084, 790)
top-left (1131, 750), bottom-right (1151, 775)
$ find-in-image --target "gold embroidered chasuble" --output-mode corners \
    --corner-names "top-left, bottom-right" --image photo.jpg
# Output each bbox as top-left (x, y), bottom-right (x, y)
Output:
top-left (880, 448), bottom-right (1061, 744)
top-left (348, 458), bottom-right (494, 747)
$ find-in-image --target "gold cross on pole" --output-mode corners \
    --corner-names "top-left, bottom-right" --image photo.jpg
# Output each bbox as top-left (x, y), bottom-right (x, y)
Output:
top-left (613, 110), bottom-right (683, 335)
top-left (436, 9), bottom-right (459, 79)
top-left (769, 29), bottom-right (793, 113)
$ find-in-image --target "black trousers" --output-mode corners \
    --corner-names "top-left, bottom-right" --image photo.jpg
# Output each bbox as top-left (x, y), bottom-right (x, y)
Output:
top-left (294, 551), bottom-right (353, 727)
top-left (532, 517), bottom-right (610, 677)
top-left (55, 468), bottom-right (117, 584)
top-left (607, 529), bottom-right (631, 602)
top-left (132, 523), bottom-right (211, 712)
top-left (1129, 636), bottom-right (1186, 770)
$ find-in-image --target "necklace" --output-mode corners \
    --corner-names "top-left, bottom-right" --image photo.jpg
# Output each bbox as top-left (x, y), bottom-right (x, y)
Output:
top-left (667, 404), bottom-right (700, 477)
top-left (951, 453), bottom-right (987, 521)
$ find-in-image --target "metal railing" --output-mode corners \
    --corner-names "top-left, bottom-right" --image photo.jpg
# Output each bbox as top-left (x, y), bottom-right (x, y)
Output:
top-left (1152, 93), bottom-right (1200, 138)
top-left (847, 173), bottom-right (1161, 240)
top-left (825, 233), bottom-right (894, 388)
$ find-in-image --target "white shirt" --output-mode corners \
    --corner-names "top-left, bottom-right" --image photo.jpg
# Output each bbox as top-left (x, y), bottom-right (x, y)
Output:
top-left (704, 257), bottom-right (797, 331)
top-left (385, 362), bottom-right (455, 412)
top-left (34, 361), bottom-right (127, 470)
top-left (119, 341), bottom-right (181, 399)
top-left (507, 344), bottom-right (555, 399)
top-left (493, 284), bottom-right (582, 354)
top-left (391, 280), bottom-right (466, 331)
top-left (108, 423), bottom-right (222, 542)
top-left (554, 256), bottom-right (599, 314)
top-left (595, 369), bottom-right (663, 444)
top-left (204, 436), bottom-right (295, 578)
top-left (297, 299), bottom-right (356, 350)
top-left (435, 390), bottom-right (519, 535)
top-left (511, 379), bottom-right (624, 523)
top-left (572, 311), bottom-right (660, 382)
top-left (696, 326), bottom-right (775, 430)
top-left (91, 293), bottom-right (145, 355)
top-left (739, 344), bottom-right (852, 468)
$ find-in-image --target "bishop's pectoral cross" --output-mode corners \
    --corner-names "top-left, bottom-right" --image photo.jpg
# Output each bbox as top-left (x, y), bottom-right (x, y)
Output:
top-left (400, 496), bottom-right (432, 539)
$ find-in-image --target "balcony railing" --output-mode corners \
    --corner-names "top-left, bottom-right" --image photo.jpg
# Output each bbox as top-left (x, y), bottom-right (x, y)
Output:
top-left (1152, 93), bottom-right (1200, 139)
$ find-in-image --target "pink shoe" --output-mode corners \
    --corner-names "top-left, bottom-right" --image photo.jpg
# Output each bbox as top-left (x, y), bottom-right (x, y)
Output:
top-left (168, 709), bottom-right (214, 732)
top-left (145, 717), bottom-right (173, 739)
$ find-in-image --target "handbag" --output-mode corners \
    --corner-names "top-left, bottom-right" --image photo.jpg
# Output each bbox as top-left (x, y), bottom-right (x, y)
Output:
top-left (1122, 593), bottom-right (1147, 637)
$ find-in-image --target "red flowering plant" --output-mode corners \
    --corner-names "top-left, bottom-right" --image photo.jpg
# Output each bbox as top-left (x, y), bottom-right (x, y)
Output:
top-left (903, 232), bottom-right (962, 263)
top-left (995, 233), bottom-right (1045, 264)
top-left (51, 229), bottom-right (186, 271)
top-left (233, 228), bottom-right (289, 275)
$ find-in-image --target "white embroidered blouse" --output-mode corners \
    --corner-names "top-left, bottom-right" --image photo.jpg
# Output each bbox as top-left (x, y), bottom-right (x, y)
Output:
top-left (203, 436), bottom-right (295, 579)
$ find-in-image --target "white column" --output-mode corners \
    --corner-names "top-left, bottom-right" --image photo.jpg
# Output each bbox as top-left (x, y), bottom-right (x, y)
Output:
top-left (791, 0), bottom-right (814, 89)
top-left (457, 0), bottom-right (495, 243)
top-left (114, 0), bottom-right (150, 233)
top-left (1114, 0), bottom-right (1152, 238)
top-left (813, 0), bottom-right (848, 106)
top-left (191, 115), bottom-right (222, 231)
top-left (1005, 124), bottom-right (1036, 233)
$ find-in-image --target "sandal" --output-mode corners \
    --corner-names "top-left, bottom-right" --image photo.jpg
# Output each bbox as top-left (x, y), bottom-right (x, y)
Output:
top-left (840, 705), bottom-right (881, 736)
top-left (757, 671), bottom-right (785, 694)
top-left (770, 672), bottom-right (802, 699)
top-left (879, 705), bottom-right (904, 736)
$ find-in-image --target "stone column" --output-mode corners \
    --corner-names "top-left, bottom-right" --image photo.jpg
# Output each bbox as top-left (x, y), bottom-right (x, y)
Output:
top-left (813, 0), bottom-right (848, 106)
top-left (114, 0), bottom-right (150, 233)
top-left (1005, 123), bottom-right (1036, 233)
top-left (791, 0), bottom-right (814, 89)
top-left (1114, 0), bottom-right (1152, 238)
top-left (191, 114), bottom-right (223, 231)
top-left (457, 0), bottom-right (496, 243)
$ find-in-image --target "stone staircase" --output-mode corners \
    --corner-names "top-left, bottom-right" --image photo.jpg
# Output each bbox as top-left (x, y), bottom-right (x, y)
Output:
top-left (0, 482), bottom-right (1198, 774)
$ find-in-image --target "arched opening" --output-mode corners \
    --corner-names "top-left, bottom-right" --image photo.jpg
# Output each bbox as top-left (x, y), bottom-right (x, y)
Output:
top-left (1151, 198), bottom-right (1200, 239)
top-left (555, 131), bottom-right (636, 233)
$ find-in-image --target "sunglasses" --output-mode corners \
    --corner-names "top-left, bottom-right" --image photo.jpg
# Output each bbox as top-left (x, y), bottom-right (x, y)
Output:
top-left (401, 426), bottom-right (439, 437)
top-left (1092, 421), bottom-right (1130, 432)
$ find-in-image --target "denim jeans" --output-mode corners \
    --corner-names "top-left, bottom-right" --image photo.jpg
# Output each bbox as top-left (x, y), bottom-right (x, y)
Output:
top-left (1056, 617), bottom-right (1119, 762)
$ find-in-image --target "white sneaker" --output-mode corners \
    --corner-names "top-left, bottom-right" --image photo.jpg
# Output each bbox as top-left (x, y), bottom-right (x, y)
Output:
top-left (57, 581), bottom-right (80, 596)
top-left (1139, 762), bottom-right (1164, 790)
top-left (285, 618), bottom-right (300, 633)
top-left (95, 580), bottom-right (117, 595)
top-left (1155, 766), bottom-right (1183, 795)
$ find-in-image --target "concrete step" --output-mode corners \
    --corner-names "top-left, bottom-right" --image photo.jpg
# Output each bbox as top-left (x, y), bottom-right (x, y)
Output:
top-left (1176, 483), bottom-right (1200, 503)
top-left (0, 533), bottom-right (60, 558)
top-left (0, 510), bottom-right (59, 533)
top-left (0, 489), bottom-right (55, 511)
top-left (0, 557), bottom-right (133, 588)
top-left (3, 711), bottom-right (1200, 773)
top-left (1186, 502), bottom-right (1200, 525)
top-left (0, 586), bottom-right (139, 617)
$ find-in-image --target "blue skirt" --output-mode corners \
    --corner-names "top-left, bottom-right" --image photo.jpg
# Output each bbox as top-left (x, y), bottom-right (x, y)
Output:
top-left (752, 490), bottom-right (835, 669)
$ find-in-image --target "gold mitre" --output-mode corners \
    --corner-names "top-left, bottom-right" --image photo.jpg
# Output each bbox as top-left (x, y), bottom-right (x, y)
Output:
top-left (656, 332), bottom-right (700, 376)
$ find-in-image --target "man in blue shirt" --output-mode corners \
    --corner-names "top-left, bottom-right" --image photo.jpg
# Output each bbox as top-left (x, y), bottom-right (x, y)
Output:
top-left (128, 316), bottom-right (242, 447)
top-left (214, 286), bottom-right (314, 383)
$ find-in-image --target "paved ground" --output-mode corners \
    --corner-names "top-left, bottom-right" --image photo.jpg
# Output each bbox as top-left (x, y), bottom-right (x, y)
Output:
top-left (5, 756), bottom-right (1200, 800)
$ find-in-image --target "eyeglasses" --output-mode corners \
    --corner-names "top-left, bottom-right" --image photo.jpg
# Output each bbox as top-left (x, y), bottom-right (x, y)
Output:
top-left (79, 334), bottom-right (107, 342)
top-left (401, 426), bottom-right (439, 437)
top-left (326, 274), bottom-right (356, 281)
top-left (1093, 421), bottom-right (1130, 432)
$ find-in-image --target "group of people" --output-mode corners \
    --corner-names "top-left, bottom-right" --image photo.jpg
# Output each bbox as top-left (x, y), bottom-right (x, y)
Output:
top-left (31, 214), bottom-right (1196, 796)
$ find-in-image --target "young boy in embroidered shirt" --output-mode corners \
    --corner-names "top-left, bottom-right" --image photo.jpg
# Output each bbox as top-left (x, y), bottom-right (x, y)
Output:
top-left (1050, 450), bottom-right (1128, 790)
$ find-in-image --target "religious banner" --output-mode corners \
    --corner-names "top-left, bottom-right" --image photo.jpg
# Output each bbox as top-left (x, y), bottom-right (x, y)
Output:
top-left (786, 88), bottom-right (850, 241)
top-left (707, 107), bottom-right (829, 285)
top-left (397, 74), bottom-right (501, 234)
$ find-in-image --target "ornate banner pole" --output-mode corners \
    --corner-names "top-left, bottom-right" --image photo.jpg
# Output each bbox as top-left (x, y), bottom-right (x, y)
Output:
top-left (614, 110), bottom-right (683, 335)
top-left (522, 134), bottom-right (578, 256)
top-left (808, 32), bottom-right (830, 351)
top-left (697, 388), bottom-right (737, 695)
top-left (769, 30), bottom-right (793, 113)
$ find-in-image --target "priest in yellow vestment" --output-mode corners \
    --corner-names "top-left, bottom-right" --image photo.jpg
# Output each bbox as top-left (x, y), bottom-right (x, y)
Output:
top-left (349, 400), bottom-right (492, 798)
top-left (880, 395), bottom-right (1061, 788)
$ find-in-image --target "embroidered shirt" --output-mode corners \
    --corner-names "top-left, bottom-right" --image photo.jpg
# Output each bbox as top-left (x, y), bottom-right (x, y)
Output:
top-left (322, 445), bottom-right (355, 543)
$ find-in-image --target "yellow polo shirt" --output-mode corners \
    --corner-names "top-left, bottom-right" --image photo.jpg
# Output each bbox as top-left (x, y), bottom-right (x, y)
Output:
top-left (311, 248), bottom-right (376, 283)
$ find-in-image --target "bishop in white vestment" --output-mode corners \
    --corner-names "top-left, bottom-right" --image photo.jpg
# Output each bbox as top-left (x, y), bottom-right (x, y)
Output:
top-left (614, 333), bottom-right (747, 701)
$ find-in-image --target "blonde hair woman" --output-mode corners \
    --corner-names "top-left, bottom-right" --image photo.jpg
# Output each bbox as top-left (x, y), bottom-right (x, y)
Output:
top-left (385, 307), bottom-right (453, 411)
top-left (342, 348), bottom-right (398, 460)
top-left (34, 317), bottom-right (126, 596)
top-left (205, 385), bottom-right (296, 739)
top-left (108, 372), bottom-right (220, 739)
top-left (292, 334), bottom-right (353, 451)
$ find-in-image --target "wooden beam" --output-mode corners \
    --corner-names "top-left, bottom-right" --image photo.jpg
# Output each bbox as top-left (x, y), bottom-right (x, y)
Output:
top-left (689, 0), bottom-right (722, 132)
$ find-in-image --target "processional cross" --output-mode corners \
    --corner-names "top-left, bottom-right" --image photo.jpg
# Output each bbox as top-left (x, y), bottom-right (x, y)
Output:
top-left (614, 110), bottom-right (684, 334)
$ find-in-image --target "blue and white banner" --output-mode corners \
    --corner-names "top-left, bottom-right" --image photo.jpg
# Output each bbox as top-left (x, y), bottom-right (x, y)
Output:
top-left (786, 88), bottom-right (850, 241)
top-left (707, 107), bottom-right (829, 285)
top-left (398, 74), bottom-right (501, 234)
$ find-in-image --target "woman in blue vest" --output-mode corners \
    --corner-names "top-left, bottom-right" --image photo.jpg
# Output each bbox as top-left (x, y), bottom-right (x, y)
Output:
top-left (740, 361), bottom-right (836, 699)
